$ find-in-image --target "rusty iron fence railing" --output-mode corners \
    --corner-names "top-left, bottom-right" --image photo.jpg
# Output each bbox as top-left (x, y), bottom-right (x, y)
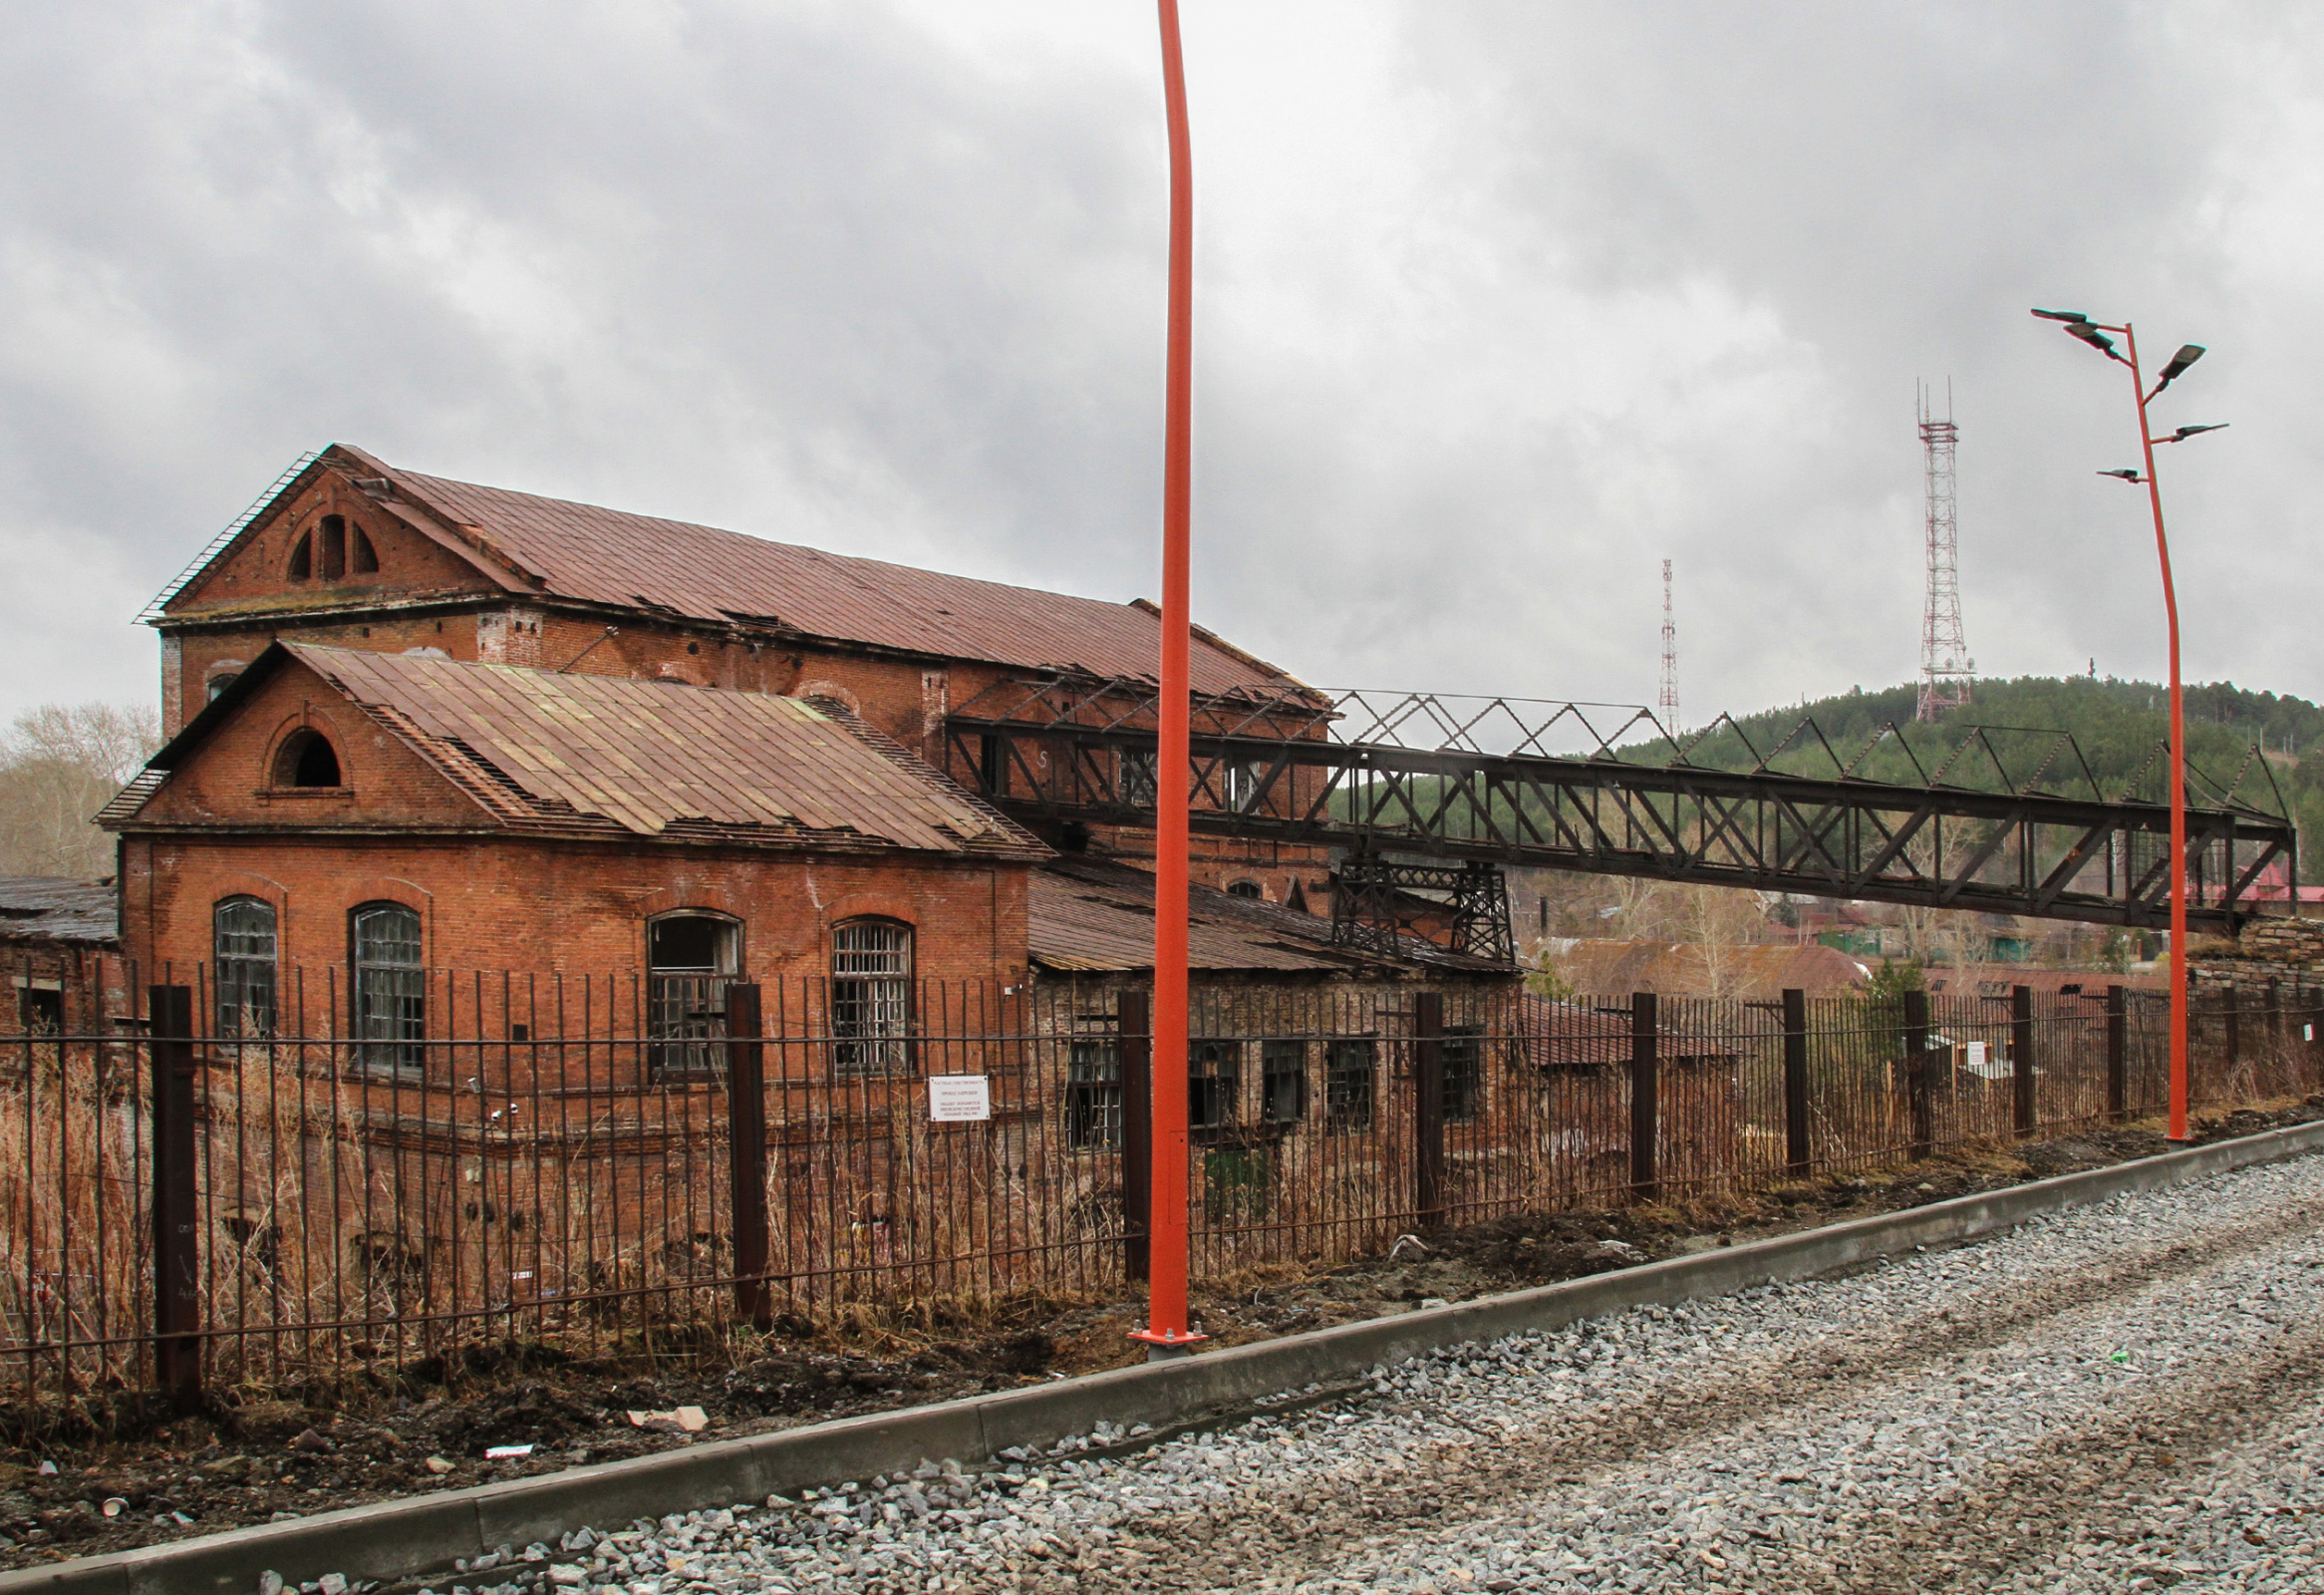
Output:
top-left (4, 961), bottom-right (2320, 1403)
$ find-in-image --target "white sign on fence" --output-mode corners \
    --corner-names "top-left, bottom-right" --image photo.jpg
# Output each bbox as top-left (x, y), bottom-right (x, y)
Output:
top-left (1965, 1041), bottom-right (1988, 1071)
top-left (928, 1074), bottom-right (992, 1123)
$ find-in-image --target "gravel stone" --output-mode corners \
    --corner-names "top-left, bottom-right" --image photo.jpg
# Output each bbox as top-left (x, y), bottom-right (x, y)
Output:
top-left (402, 1152), bottom-right (2324, 1593)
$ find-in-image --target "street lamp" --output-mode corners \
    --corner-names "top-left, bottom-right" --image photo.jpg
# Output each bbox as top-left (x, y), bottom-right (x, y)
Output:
top-left (2033, 308), bottom-right (2229, 1143)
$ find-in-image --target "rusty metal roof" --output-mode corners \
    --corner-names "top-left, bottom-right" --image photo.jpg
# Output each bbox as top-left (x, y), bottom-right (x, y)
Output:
top-left (0, 878), bottom-right (119, 945)
top-left (172, 644), bottom-right (1046, 858)
top-left (1030, 856), bottom-right (1509, 977)
top-left (310, 449), bottom-right (1299, 696)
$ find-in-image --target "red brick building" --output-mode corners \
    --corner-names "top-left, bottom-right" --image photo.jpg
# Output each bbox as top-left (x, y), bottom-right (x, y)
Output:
top-left (151, 445), bottom-right (1329, 905)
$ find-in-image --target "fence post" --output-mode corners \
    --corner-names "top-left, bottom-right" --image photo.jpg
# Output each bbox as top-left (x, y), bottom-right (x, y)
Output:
top-left (149, 984), bottom-right (201, 1404)
top-left (724, 984), bottom-right (770, 1332)
top-left (1118, 988), bottom-right (1151, 1283)
top-left (1629, 992), bottom-right (1659, 1201)
top-left (1902, 988), bottom-right (1932, 1160)
top-left (2105, 984), bottom-right (2128, 1122)
top-left (2011, 984), bottom-right (2036, 1137)
top-left (1413, 991), bottom-right (1446, 1230)
top-left (2222, 982), bottom-right (2241, 1079)
top-left (1781, 988), bottom-right (1810, 1176)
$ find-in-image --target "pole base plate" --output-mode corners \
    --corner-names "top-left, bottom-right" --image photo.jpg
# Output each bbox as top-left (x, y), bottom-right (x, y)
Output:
top-left (1128, 1327), bottom-right (1207, 1362)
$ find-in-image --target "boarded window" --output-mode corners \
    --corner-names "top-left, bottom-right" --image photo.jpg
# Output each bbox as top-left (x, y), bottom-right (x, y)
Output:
top-left (1064, 1039), bottom-right (1121, 1150)
top-left (832, 920), bottom-right (912, 1076)
top-left (1324, 1039), bottom-right (1375, 1133)
top-left (214, 897), bottom-right (278, 1039)
top-left (353, 903), bottom-right (425, 1077)
top-left (1261, 1039), bottom-right (1306, 1122)
top-left (648, 914), bottom-right (737, 1080)
top-left (319, 515), bottom-right (347, 580)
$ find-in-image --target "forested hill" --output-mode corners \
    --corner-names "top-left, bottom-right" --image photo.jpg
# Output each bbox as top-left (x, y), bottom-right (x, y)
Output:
top-left (1665, 675), bottom-right (2323, 877)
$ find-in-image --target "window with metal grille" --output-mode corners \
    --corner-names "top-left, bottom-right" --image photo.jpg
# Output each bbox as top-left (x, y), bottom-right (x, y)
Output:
top-left (1324, 1039), bottom-right (1375, 1133)
top-left (1261, 1039), bottom-right (1306, 1122)
top-left (1189, 1039), bottom-right (1239, 1130)
top-left (352, 903), bottom-right (425, 1078)
top-left (648, 914), bottom-right (737, 1080)
top-left (1221, 760), bottom-right (1264, 811)
top-left (832, 920), bottom-right (912, 1075)
top-left (1064, 1039), bottom-right (1121, 1150)
top-left (1442, 1025), bottom-right (1485, 1122)
top-left (213, 897), bottom-right (278, 1039)
top-left (1119, 748), bottom-right (1157, 807)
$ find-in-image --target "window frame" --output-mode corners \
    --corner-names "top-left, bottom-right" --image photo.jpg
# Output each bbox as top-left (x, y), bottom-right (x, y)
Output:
top-left (1188, 1038), bottom-right (1241, 1134)
top-left (1063, 1037), bottom-right (1122, 1151)
top-left (213, 896), bottom-right (279, 1040)
top-left (646, 911), bottom-right (741, 1082)
top-left (1323, 1038), bottom-right (1376, 1134)
top-left (1441, 1024), bottom-right (1486, 1124)
top-left (1260, 1038), bottom-right (1306, 1123)
top-left (350, 901), bottom-right (426, 1079)
top-left (830, 917), bottom-right (914, 1077)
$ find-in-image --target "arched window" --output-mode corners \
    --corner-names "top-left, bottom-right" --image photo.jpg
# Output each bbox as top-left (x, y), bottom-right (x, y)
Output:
top-left (288, 530), bottom-right (313, 579)
top-left (647, 913), bottom-right (739, 1080)
top-left (274, 728), bottom-right (342, 789)
top-left (318, 515), bottom-right (347, 580)
top-left (352, 902), bottom-right (425, 1077)
top-left (206, 670), bottom-right (242, 703)
top-left (831, 919), bottom-right (912, 1076)
top-left (350, 526), bottom-right (379, 573)
top-left (1225, 879), bottom-right (1265, 900)
top-left (213, 897), bottom-right (277, 1038)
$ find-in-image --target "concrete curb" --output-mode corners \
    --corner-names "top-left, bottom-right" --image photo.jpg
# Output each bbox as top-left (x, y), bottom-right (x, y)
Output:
top-left (9, 1116), bottom-right (2321, 1595)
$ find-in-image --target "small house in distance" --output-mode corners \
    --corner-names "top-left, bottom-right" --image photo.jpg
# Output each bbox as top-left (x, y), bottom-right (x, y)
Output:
top-left (0, 878), bottom-right (124, 1036)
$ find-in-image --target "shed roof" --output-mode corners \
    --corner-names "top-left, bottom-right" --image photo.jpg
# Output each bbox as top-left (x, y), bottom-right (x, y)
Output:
top-left (1030, 856), bottom-right (1511, 978)
top-left (168, 447), bottom-right (1305, 699)
top-left (114, 644), bottom-right (1048, 859)
top-left (0, 878), bottom-right (119, 946)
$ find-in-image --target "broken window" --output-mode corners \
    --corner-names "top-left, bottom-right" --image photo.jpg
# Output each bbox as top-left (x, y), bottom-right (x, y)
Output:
top-left (1261, 1039), bottom-right (1306, 1123)
top-left (213, 897), bottom-right (278, 1039)
top-left (352, 903), bottom-right (425, 1078)
top-left (1064, 1039), bottom-right (1121, 1150)
top-left (1324, 1039), bottom-right (1375, 1133)
top-left (318, 515), bottom-right (347, 580)
top-left (832, 919), bottom-right (912, 1076)
top-left (1119, 748), bottom-right (1157, 807)
top-left (648, 913), bottom-right (738, 1080)
top-left (1442, 1024), bottom-right (1485, 1123)
top-left (17, 986), bottom-right (62, 1035)
top-left (274, 728), bottom-right (341, 789)
top-left (1220, 760), bottom-right (1265, 811)
top-left (1189, 1039), bottom-right (1239, 1131)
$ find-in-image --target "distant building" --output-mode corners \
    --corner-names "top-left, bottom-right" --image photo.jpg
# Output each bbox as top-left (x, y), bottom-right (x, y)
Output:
top-left (1534, 937), bottom-right (1872, 999)
top-left (0, 876), bottom-right (123, 1036)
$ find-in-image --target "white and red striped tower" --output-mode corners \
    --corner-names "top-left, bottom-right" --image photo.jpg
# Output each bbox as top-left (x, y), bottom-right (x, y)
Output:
top-left (1917, 382), bottom-right (1973, 721)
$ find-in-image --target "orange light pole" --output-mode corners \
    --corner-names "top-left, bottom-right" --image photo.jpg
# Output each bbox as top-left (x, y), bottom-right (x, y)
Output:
top-left (1130, 0), bottom-right (1204, 1360)
top-left (2033, 309), bottom-right (2227, 1143)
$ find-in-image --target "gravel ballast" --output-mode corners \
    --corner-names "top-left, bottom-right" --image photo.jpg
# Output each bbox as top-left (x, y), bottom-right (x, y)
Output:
top-left (361, 1149), bottom-right (2324, 1594)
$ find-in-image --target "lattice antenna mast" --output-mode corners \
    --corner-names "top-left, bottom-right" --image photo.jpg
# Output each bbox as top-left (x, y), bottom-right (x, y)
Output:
top-left (1916, 381), bottom-right (1973, 722)
top-left (1657, 557), bottom-right (1679, 734)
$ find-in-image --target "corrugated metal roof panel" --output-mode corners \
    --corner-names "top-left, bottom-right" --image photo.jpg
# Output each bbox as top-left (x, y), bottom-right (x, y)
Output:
top-left (286, 644), bottom-right (1048, 858)
top-left (364, 461), bottom-right (1296, 696)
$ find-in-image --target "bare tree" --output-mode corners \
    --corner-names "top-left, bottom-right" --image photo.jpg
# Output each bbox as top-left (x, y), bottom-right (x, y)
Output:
top-left (0, 703), bottom-right (158, 878)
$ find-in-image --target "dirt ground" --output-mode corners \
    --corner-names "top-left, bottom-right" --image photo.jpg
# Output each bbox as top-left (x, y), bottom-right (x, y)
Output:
top-left (1, 1098), bottom-right (2314, 1573)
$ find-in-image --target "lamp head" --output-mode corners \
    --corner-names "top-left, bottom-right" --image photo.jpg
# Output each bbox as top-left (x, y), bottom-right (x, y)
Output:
top-left (2066, 322), bottom-right (2123, 358)
top-left (2097, 469), bottom-right (2144, 481)
top-left (2162, 423), bottom-right (2229, 443)
top-left (2031, 308), bottom-right (2092, 323)
top-left (2159, 344), bottom-right (2205, 382)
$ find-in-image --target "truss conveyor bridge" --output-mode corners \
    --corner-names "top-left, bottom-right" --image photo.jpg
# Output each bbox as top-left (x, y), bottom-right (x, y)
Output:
top-left (945, 673), bottom-right (2298, 937)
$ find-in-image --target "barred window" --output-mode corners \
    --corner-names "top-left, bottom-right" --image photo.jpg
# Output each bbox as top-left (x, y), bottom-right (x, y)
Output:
top-left (1190, 1040), bottom-right (1239, 1131)
top-left (1442, 1024), bottom-right (1485, 1123)
top-left (213, 897), bottom-right (277, 1039)
top-left (352, 903), bottom-right (424, 1078)
top-left (1261, 1039), bottom-right (1306, 1123)
top-left (1064, 1040), bottom-right (1121, 1150)
top-left (648, 914), bottom-right (738, 1081)
top-left (1324, 1039), bottom-right (1375, 1133)
top-left (832, 919), bottom-right (912, 1076)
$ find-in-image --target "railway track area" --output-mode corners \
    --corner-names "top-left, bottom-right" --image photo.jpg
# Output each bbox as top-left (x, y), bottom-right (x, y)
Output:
top-left (409, 1151), bottom-right (2324, 1595)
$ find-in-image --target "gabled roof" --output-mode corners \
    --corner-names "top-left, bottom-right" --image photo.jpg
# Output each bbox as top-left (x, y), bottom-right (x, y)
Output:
top-left (111, 644), bottom-right (1049, 860)
top-left (1030, 855), bottom-right (1510, 977)
top-left (0, 878), bottom-right (119, 946)
top-left (162, 446), bottom-right (1306, 697)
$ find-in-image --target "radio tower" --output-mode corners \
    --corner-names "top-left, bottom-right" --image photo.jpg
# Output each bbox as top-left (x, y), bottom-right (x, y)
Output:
top-left (1658, 557), bottom-right (1680, 734)
top-left (1916, 382), bottom-right (1972, 722)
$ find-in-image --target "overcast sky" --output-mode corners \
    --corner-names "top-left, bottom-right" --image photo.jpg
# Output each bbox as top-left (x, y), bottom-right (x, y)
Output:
top-left (4, 1), bottom-right (2320, 732)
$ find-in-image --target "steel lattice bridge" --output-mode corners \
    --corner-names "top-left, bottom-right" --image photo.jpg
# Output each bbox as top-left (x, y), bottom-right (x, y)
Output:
top-left (945, 672), bottom-right (2299, 935)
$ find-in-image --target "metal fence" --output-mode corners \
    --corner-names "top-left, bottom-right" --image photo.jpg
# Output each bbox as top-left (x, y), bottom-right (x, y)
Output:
top-left (4, 962), bottom-right (2318, 1403)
